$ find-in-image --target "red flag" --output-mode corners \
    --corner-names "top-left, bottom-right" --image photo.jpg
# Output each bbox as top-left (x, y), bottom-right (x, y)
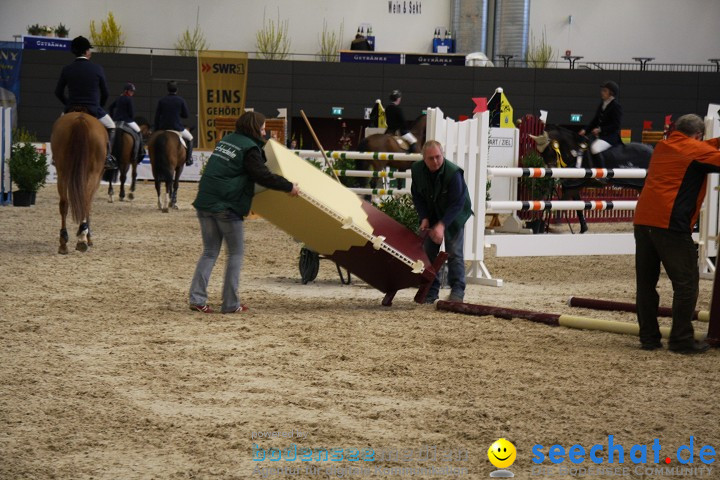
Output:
top-left (472, 97), bottom-right (487, 113)
top-left (664, 115), bottom-right (672, 127)
top-left (643, 120), bottom-right (652, 130)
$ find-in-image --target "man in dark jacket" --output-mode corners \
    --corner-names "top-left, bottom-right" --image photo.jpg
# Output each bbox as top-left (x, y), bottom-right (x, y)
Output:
top-left (54, 35), bottom-right (117, 169)
top-left (411, 140), bottom-right (473, 304)
top-left (579, 80), bottom-right (623, 154)
top-left (154, 80), bottom-right (194, 166)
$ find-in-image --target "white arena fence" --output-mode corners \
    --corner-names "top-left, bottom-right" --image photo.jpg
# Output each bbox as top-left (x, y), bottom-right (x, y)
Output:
top-left (13, 105), bottom-right (720, 288)
top-left (1, 107), bottom-right (11, 205)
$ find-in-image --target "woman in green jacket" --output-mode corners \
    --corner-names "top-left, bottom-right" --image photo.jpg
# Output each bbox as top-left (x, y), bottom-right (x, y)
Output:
top-left (189, 111), bottom-right (299, 313)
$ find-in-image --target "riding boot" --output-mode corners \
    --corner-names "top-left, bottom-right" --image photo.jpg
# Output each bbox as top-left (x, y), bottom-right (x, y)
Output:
top-left (105, 128), bottom-right (118, 169)
top-left (185, 141), bottom-right (194, 166)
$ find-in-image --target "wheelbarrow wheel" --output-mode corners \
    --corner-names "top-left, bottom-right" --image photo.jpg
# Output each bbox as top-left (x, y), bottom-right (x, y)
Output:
top-left (299, 247), bottom-right (320, 284)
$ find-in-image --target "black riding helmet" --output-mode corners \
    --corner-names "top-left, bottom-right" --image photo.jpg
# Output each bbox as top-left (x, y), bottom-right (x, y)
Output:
top-left (70, 36), bottom-right (92, 56)
top-left (389, 90), bottom-right (402, 102)
top-left (601, 80), bottom-right (619, 97)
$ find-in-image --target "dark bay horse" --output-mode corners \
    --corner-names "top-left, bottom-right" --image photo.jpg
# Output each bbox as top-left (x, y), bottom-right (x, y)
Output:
top-left (356, 114), bottom-right (427, 190)
top-left (148, 130), bottom-right (185, 212)
top-left (50, 112), bottom-right (107, 254)
top-left (104, 128), bottom-right (140, 203)
top-left (529, 126), bottom-right (652, 233)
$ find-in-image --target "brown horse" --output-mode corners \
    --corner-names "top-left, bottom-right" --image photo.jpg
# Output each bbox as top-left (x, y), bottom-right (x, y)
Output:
top-left (105, 129), bottom-right (140, 203)
top-left (50, 112), bottom-right (107, 254)
top-left (356, 114), bottom-right (427, 190)
top-left (148, 130), bottom-right (185, 212)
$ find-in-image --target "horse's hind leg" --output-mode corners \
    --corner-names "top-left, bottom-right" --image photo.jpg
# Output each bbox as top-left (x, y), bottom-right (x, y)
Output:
top-left (170, 173), bottom-right (180, 210)
top-left (155, 179), bottom-right (163, 211)
top-left (162, 181), bottom-right (170, 213)
top-left (75, 221), bottom-right (90, 252)
top-left (129, 164), bottom-right (137, 201)
top-left (58, 194), bottom-right (69, 254)
top-left (107, 182), bottom-right (114, 203)
top-left (119, 168), bottom-right (127, 201)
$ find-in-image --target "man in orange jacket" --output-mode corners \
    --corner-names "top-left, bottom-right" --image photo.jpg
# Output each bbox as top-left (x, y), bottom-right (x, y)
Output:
top-left (634, 114), bottom-right (720, 354)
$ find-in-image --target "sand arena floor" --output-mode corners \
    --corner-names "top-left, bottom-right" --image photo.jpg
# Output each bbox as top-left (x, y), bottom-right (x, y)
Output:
top-left (1, 182), bottom-right (718, 480)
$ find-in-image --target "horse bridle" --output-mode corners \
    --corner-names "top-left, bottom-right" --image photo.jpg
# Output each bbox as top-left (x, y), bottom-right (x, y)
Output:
top-left (549, 139), bottom-right (589, 169)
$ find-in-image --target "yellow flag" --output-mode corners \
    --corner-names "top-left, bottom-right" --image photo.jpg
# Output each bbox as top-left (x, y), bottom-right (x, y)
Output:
top-left (500, 91), bottom-right (514, 128)
top-left (377, 101), bottom-right (387, 129)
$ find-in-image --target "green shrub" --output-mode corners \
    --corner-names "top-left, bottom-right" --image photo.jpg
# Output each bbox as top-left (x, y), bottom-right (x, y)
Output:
top-left (175, 26), bottom-right (208, 56)
top-left (318, 20), bottom-right (344, 62)
top-left (520, 150), bottom-right (556, 200)
top-left (256, 9), bottom-right (291, 60)
top-left (526, 27), bottom-right (556, 68)
top-left (9, 142), bottom-right (48, 192)
top-left (90, 12), bottom-right (125, 53)
top-left (377, 194), bottom-right (419, 232)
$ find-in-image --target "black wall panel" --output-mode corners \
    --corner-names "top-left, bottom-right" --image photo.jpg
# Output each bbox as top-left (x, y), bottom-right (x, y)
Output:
top-left (16, 50), bottom-right (720, 142)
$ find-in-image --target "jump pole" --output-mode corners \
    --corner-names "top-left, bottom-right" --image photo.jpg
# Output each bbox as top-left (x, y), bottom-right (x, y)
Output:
top-left (437, 301), bottom-right (706, 342)
top-left (568, 297), bottom-right (710, 322)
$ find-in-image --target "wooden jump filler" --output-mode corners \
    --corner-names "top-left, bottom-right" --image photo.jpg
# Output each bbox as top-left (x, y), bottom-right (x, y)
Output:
top-left (251, 139), bottom-right (446, 306)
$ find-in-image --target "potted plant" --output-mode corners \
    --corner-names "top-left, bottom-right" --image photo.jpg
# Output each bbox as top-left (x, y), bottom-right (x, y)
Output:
top-left (9, 142), bottom-right (48, 206)
top-left (27, 24), bottom-right (42, 36)
top-left (40, 25), bottom-right (54, 36)
top-left (55, 23), bottom-right (70, 38)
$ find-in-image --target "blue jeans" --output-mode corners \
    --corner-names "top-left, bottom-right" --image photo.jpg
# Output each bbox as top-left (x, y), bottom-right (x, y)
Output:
top-left (189, 209), bottom-right (245, 312)
top-left (634, 225), bottom-right (698, 349)
top-left (424, 226), bottom-right (466, 301)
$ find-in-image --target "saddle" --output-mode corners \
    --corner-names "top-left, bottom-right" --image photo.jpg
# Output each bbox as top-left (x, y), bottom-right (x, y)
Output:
top-left (166, 130), bottom-right (187, 149)
top-left (393, 136), bottom-right (410, 150)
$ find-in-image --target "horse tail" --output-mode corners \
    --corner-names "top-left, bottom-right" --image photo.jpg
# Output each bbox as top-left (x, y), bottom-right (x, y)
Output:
top-left (65, 116), bottom-right (92, 223)
top-left (154, 133), bottom-right (174, 183)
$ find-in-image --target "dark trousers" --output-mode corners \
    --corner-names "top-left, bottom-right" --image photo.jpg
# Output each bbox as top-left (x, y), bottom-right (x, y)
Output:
top-left (634, 225), bottom-right (698, 349)
top-left (423, 226), bottom-right (466, 301)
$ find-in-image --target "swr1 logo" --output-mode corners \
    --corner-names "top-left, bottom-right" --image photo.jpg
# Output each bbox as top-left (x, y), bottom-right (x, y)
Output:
top-left (201, 63), bottom-right (245, 74)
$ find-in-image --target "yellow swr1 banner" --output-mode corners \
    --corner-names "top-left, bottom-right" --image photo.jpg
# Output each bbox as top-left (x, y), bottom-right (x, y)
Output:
top-left (198, 50), bottom-right (248, 149)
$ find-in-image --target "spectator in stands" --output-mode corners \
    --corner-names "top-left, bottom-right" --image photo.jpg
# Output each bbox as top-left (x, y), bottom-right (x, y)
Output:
top-left (411, 140), bottom-right (473, 304)
top-left (633, 113), bottom-right (720, 354)
top-left (189, 111), bottom-right (300, 314)
top-left (350, 33), bottom-right (372, 51)
top-left (579, 80), bottom-right (623, 154)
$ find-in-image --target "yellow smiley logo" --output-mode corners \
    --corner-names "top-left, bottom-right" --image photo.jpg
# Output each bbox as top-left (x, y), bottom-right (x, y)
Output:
top-left (487, 438), bottom-right (517, 469)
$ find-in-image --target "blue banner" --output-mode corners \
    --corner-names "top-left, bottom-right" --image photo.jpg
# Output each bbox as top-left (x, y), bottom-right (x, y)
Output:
top-left (340, 51), bottom-right (402, 64)
top-left (405, 54), bottom-right (466, 66)
top-left (0, 42), bottom-right (22, 105)
top-left (23, 35), bottom-right (72, 51)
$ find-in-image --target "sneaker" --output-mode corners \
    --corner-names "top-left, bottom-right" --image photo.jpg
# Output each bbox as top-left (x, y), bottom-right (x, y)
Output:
top-left (424, 297), bottom-right (438, 305)
top-left (189, 304), bottom-right (214, 314)
top-left (223, 304), bottom-right (249, 314)
top-left (447, 294), bottom-right (464, 303)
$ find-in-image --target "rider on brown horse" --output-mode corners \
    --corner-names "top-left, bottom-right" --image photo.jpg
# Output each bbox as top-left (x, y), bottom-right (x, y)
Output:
top-left (154, 80), bottom-right (194, 166)
top-left (54, 35), bottom-right (117, 170)
top-left (109, 82), bottom-right (144, 164)
top-left (385, 90), bottom-right (419, 153)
